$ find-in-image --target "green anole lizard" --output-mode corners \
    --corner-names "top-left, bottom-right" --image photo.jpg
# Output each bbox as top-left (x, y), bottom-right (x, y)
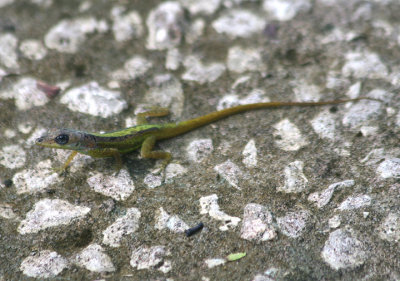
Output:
top-left (35, 98), bottom-right (373, 171)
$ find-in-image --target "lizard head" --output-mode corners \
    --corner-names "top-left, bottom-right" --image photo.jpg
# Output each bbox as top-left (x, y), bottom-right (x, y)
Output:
top-left (35, 128), bottom-right (86, 150)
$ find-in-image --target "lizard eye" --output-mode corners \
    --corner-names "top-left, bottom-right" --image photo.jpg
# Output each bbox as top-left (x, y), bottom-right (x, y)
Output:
top-left (55, 134), bottom-right (69, 145)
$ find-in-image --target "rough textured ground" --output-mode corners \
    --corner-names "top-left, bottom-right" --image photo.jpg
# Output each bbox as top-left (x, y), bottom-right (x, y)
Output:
top-left (1, 0), bottom-right (400, 280)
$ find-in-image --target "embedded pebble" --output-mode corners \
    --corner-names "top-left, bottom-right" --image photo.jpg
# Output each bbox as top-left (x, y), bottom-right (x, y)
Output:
top-left (217, 89), bottom-right (270, 110)
top-left (0, 144), bottom-right (26, 169)
top-left (179, 0), bottom-right (221, 15)
top-left (143, 171), bottom-right (163, 189)
top-left (308, 180), bottom-right (355, 208)
top-left (273, 119), bottom-right (309, 151)
top-left (20, 250), bottom-right (68, 278)
top-left (109, 55), bottom-right (152, 81)
top-left (74, 244), bottom-right (115, 273)
top-left (155, 207), bottom-right (189, 233)
top-left (111, 7), bottom-right (143, 42)
top-left (276, 210), bottom-right (309, 238)
top-left (86, 169), bottom-right (135, 201)
top-left (227, 46), bottom-right (265, 73)
top-left (199, 194), bottom-right (241, 231)
top-left (182, 55), bottom-right (226, 84)
top-left (0, 77), bottom-right (50, 110)
top-left (186, 18), bottom-right (205, 44)
top-left (310, 110), bottom-right (337, 140)
top-left (17, 122), bottom-right (33, 134)
top-left (44, 17), bottom-right (108, 53)
top-left (13, 160), bottom-right (61, 194)
top-left (0, 33), bottom-right (18, 69)
top-left (0, 0), bottom-right (14, 8)
top-left (337, 195), bottom-right (371, 211)
top-left (277, 160), bottom-right (308, 193)
top-left (0, 203), bottom-right (19, 220)
top-left (212, 10), bottom-right (266, 38)
top-left (102, 208), bottom-right (141, 247)
top-left (321, 228), bottom-right (368, 270)
top-left (345, 81), bottom-right (361, 99)
top-left (292, 81), bottom-right (321, 102)
top-left (204, 258), bottom-right (226, 268)
top-left (166, 48), bottom-right (181, 70)
top-left (146, 1), bottom-right (184, 50)
top-left (342, 99), bottom-right (383, 129)
top-left (165, 163), bottom-right (188, 181)
top-left (328, 215), bottom-right (341, 229)
top-left (240, 203), bottom-right (276, 241)
top-left (4, 129), bottom-right (16, 138)
top-left (214, 160), bottom-right (243, 190)
top-left (342, 51), bottom-right (388, 79)
top-left (130, 246), bottom-right (169, 270)
top-left (320, 28), bottom-right (358, 45)
top-left (145, 74), bottom-right (184, 117)
top-left (186, 139), bottom-right (214, 162)
top-left (60, 82), bottom-right (127, 118)
top-left (30, 0), bottom-right (52, 7)
top-left (263, 0), bottom-right (311, 21)
top-left (360, 126), bottom-right (378, 137)
top-left (377, 158), bottom-right (400, 179)
top-left (242, 139), bottom-right (257, 168)
top-left (379, 212), bottom-right (400, 242)
top-left (18, 199), bottom-right (90, 234)
top-left (19, 39), bottom-right (47, 60)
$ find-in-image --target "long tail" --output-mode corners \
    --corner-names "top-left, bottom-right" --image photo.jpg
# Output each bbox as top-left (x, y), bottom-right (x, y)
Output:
top-left (157, 97), bottom-right (375, 139)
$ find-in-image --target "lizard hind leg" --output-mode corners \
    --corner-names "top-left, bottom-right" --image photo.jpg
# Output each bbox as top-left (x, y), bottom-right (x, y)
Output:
top-left (136, 107), bottom-right (170, 125)
top-left (140, 136), bottom-right (172, 168)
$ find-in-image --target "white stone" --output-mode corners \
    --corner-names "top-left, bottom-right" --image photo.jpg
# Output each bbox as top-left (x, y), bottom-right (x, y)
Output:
top-left (0, 33), bottom-right (18, 69)
top-left (345, 81), bottom-right (361, 99)
top-left (217, 89), bottom-right (269, 110)
top-left (278, 160), bottom-right (308, 193)
top-left (0, 77), bottom-right (50, 110)
top-left (212, 10), bottom-right (266, 38)
top-left (214, 160), bottom-right (243, 190)
top-left (328, 215), bottom-right (341, 229)
top-left (179, 0), bottom-right (221, 15)
top-left (0, 144), bottom-right (26, 169)
top-left (182, 55), bottom-right (226, 84)
top-left (87, 169), bottom-right (135, 201)
top-left (18, 199), bottom-right (90, 234)
top-left (310, 110), bottom-right (337, 140)
top-left (0, 0), bottom-right (14, 8)
top-left (377, 158), bottom-right (400, 179)
top-left (146, 2), bottom-right (184, 50)
top-left (227, 46), bottom-right (265, 73)
top-left (199, 194), bottom-right (241, 231)
top-left (110, 55), bottom-right (152, 80)
top-left (292, 81), bottom-right (321, 102)
top-left (337, 195), bottom-right (371, 210)
top-left (143, 171), bottom-right (163, 189)
top-left (263, 0), bottom-right (311, 21)
top-left (308, 180), bottom-right (355, 208)
top-left (321, 228), bottom-right (368, 270)
top-left (19, 39), bottom-right (47, 60)
top-left (165, 163), bottom-right (188, 181)
top-left (242, 139), bottom-right (257, 168)
top-left (111, 8), bottom-right (143, 42)
top-left (45, 17), bottom-right (108, 53)
top-left (0, 203), bottom-right (19, 220)
top-left (186, 139), bottom-right (214, 162)
top-left (130, 246), bottom-right (168, 270)
top-left (186, 18), bottom-right (205, 44)
top-left (13, 160), bottom-right (61, 194)
top-left (273, 119), bottom-right (309, 151)
top-left (342, 99), bottom-right (383, 129)
top-left (102, 208), bottom-right (141, 247)
top-left (277, 210), bottom-right (309, 238)
top-left (166, 48), bottom-right (181, 70)
top-left (342, 51), bottom-right (388, 79)
top-left (204, 258), bottom-right (226, 268)
top-left (144, 74), bottom-right (184, 117)
top-left (20, 250), bottom-right (68, 278)
top-left (74, 244), bottom-right (115, 273)
top-left (155, 207), bottom-right (188, 233)
top-left (60, 82), bottom-right (127, 118)
top-left (379, 212), bottom-right (400, 242)
top-left (240, 203), bottom-right (276, 241)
